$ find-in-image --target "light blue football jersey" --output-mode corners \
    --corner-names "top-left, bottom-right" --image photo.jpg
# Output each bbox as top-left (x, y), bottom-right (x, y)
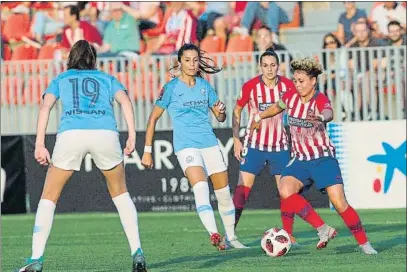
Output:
top-left (155, 77), bottom-right (219, 152)
top-left (44, 69), bottom-right (125, 133)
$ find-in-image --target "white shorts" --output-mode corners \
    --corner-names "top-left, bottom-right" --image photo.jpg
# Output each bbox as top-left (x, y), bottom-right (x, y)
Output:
top-left (52, 130), bottom-right (123, 171)
top-left (176, 145), bottom-right (227, 177)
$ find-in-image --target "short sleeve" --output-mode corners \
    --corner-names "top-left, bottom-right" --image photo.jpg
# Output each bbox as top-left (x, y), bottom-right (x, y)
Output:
top-left (236, 83), bottom-right (251, 107)
top-left (155, 84), bottom-right (174, 109)
top-left (111, 76), bottom-right (126, 98)
top-left (316, 94), bottom-right (333, 112)
top-left (207, 83), bottom-right (219, 108)
top-left (43, 78), bottom-right (60, 99)
top-left (338, 13), bottom-right (345, 24)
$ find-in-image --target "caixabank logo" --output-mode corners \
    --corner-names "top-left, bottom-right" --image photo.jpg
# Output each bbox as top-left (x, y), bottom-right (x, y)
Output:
top-left (367, 141), bottom-right (406, 194)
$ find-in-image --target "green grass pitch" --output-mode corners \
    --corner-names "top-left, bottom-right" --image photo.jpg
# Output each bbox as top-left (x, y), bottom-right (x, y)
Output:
top-left (2, 209), bottom-right (406, 272)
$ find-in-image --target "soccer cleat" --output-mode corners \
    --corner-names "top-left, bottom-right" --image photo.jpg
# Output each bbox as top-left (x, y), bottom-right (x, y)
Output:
top-left (218, 236), bottom-right (249, 250)
top-left (289, 234), bottom-right (299, 247)
top-left (359, 242), bottom-right (378, 255)
top-left (316, 226), bottom-right (337, 249)
top-left (132, 248), bottom-right (147, 272)
top-left (15, 257), bottom-right (43, 272)
top-left (210, 232), bottom-right (222, 248)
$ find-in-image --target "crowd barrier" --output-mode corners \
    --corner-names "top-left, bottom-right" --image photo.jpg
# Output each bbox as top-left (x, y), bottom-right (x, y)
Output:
top-left (1, 46), bottom-right (406, 135)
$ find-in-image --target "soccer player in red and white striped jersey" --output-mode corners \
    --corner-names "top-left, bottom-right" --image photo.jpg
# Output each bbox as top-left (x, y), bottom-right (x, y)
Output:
top-left (282, 81), bottom-right (336, 161)
top-left (251, 57), bottom-right (377, 254)
top-left (232, 49), bottom-right (298, 244)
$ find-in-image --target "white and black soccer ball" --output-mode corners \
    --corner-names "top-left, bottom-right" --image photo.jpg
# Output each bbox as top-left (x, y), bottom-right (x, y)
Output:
top-left (261, 228), bottom-right (292, 257)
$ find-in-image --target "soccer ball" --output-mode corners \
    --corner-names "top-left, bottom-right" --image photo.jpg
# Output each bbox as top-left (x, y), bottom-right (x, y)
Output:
top-left (261, 228), bottom-right (291, 257)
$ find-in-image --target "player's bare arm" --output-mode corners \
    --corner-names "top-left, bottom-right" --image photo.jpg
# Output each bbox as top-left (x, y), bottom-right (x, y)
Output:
top-left (142, 105), bottom-right (165, 168)
top-left (249, 103), bottom-right (284, 133)
top-left (259, 102), bottom-right (285, 120)
top-left (211, 100), bottom-right (226, 122)
top-left (232, 104), bottom-right (244, 161)
top-left (35, 93), bottom-right (57, 166)
top-left (232, 104), bottom-right (243, 139)
top-left (307, 109), bottom-right (334, 124)
top-left (115, 90), bottom-right (136, 156)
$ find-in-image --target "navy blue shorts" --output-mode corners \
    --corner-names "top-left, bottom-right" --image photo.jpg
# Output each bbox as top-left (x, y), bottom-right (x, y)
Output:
top-left (240, 147), bottom-right (290, 176)
top-left (281, 156), bottom-right (343, 193)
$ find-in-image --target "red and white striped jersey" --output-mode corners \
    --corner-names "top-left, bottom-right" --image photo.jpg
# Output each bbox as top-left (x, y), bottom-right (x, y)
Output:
top-left (280, 89), bottom-right (336, 161)
top-left (164, 9), bottom-right (197, 51)
top-left (237, 75), bottom-right (295, 152)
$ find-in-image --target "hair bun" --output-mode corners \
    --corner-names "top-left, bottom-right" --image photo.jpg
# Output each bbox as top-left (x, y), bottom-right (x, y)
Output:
top-left (265, 46), bottom-right (275, 52)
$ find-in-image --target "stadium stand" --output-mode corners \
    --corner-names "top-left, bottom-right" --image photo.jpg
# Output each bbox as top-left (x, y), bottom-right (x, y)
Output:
top-left (0, 1), bottom-right (406, 132)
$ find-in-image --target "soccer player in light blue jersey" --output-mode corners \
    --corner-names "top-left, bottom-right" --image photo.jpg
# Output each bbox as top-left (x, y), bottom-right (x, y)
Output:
top-left (16, 40), bottom-right (147, 272)
top-left (141, 43), bottom-right (247, 250)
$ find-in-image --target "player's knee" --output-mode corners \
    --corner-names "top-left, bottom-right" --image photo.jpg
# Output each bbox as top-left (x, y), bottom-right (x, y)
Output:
top-left (278, 184), bottom-right (295, 199)
top-left (331, 197), bottom-right (349, 213)
top-left (237, 177), bottom-right (254, 188)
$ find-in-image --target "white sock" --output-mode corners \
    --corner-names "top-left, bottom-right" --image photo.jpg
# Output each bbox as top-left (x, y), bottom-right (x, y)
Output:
top-left (31, 199), bottom-right (56, 259)
top-left (193, 181), bottom-right (218, 235)
top-left (112, 192), bottom-right (141, 256)
top-left (214, 185), bottom-right (236, 240)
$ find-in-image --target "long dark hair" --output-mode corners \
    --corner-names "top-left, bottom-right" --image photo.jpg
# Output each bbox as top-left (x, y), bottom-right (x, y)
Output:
top-left (67, 40), bottom-right (97, 70)
top-left (169, 43), bottom-right (222, 78)
top-left (322, 33), bottom-right (341, 49)
top-left (321, 33), bottom-right (342, 71)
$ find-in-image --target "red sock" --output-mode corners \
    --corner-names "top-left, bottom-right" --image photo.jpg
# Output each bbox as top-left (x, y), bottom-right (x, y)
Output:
top-left (339, 206), bottom-right (368, 245)
top-left (233, 185), bottom-right (252, 228)
top-left (283, 194), bottom-right (325, 229)
top-left (280, 198), bottom-right (295, 235)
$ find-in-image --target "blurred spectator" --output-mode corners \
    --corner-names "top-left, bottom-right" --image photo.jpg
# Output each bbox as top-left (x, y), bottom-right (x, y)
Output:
top-left (197, 2), bottom-right (231, 41)
top-left (9, 2), bottom-right (31, 14)
top-left (321, 33), bottom-right (344, 71)
top-left (321, 33), bottom-right (349, 119)
top-left (2, 2), bottom-right (31, 46)
top-left (385, 20), bottom-right (406, 88)
top-left (236, 2), bottom-right (290, 42)
top-left (60, 5), bottom-right (102, 51)
top-left (349, 21), bottom-right (386, 119)
top-left (337, 2), bottom-right (367, 47)
top-left (185, 2), bottom-right (206, 18)
top-left (321, 33), bottom-right (347, 94)
top-left (370, 2), bottom-right (406, 38)
top-left (254, 25), bottom-right (291, 75)
top-left (23, 3), bottom-right (64, 48)
top-left (385, 20), bottom-right (406, 118)
top-left (83, 2), bottom-right (113, 22)
top-left (126, 2), bottom-right (161, 32)
top-left (386, 20), bottom-right (407, 46)
top-left (349, 21), bottom-right (386, 71)
top-left (145, 2), bottom-right (197, 55)
top-left (87, 8), bottom-right (108, 35)
top-left (97, 2), bottom-right (141, 59)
